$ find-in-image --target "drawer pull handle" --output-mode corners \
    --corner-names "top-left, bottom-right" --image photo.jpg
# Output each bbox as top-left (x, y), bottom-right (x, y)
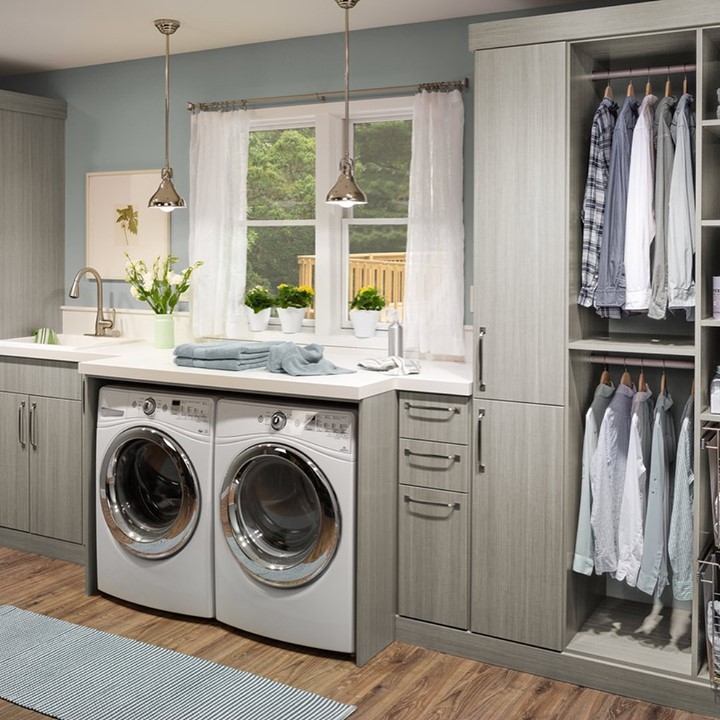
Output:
top-left (478, 326), bottom-right (486, 392)
top-left (18, 402), bottom-right (26, 448)
top-left (404, 402), bottom-right (460, 415)
top-left (477, 408), bottom-right (485, 473)
top-left (29, 402), bottom-right (37, 449)
top-left (404, 494), bottom-right (460, 511)
top-left (404, 448), bottom-right (461, 463)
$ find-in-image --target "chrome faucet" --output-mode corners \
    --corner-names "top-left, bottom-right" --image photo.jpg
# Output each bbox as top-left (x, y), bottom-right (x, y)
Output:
top-left (68, 267), bottom-right (116, 336)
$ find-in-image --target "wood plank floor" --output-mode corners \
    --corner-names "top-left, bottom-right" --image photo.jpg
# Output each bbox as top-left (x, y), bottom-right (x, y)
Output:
top-left (0, 546), bottom-right (715, 720)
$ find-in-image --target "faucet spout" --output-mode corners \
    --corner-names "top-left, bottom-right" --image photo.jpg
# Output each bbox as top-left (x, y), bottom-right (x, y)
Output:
top-left (68, 267), bottom-right (116, 337)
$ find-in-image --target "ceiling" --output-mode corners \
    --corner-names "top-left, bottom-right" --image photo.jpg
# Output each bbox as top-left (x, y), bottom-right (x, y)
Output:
top-left (0, 0), bottom-right (608, 77)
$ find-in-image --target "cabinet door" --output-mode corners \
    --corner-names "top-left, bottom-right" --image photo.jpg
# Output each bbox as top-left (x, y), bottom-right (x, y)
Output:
top-left (471, 399), bottom-right (564, 650)
top-left (398, 485), bottom-right (468, 629)
top-left (0, 392), bottom-right (29, 531)
top-left (29, 396), bottom-right (82, 544)
top-left (473, 43), bottom-right (566, 405)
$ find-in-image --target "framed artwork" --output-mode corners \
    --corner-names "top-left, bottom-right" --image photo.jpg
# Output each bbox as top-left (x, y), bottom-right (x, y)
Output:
top-left (86, 170), bottom-right (170, 279)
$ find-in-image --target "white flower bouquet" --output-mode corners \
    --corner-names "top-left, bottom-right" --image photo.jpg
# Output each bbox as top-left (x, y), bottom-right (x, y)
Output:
top-left (125, 253), bottom-right (203, 315)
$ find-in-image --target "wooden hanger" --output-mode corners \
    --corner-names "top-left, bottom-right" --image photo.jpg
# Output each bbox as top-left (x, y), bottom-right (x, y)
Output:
top-left (599, 360), bottom-right (611, 386)
top-left (665, 68), bottom-right (672, 98)
top-left (604, 81), bottom-right (614, 100)
top-left (683, 66), bottom-right (688, 94)
top-left (659, 370), bottom-right (667, 396)
top-left (626, 81), bottom-right (635, 97)
top-left (638, 368), bottom-right (647, 392)
top-left (620, 362), bottom-right (633, 387)
top-left (645, 69), bottom-right (652, 96)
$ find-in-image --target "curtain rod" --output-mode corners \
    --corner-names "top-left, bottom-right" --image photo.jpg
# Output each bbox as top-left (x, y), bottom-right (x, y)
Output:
top-left (589, 355), bottom-right (694, 370)
top-left (187, 77), bottom-right (469, 112)
top-left (590, 63), bottom-right (696, 82)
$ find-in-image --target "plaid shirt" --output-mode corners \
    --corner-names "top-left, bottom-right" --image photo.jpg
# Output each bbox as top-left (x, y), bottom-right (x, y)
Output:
top-left (577, 97), bottom-right (618, 307)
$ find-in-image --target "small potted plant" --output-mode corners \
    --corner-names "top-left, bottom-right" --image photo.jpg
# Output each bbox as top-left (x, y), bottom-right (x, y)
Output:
top-left (349, 285), bottom-right (386, 338)
top-left (276, 283), bottom-right (314, 333)
top-left (244, 285), bottom-right (274, 332)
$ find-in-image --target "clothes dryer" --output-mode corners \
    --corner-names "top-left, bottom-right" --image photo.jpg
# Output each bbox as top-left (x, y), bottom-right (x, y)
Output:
top-left (214, 398), bottom-right (356, 653)
top-left (96, 386), bottom-right (215, 617)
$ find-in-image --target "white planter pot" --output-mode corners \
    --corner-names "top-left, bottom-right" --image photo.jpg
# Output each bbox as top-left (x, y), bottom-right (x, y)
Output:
top-left (246, 306), bottom-right (271, 332)
top-left (350, 309), bottom-right (380, 338)
top-left (277, 306), bottom-right (307, 334)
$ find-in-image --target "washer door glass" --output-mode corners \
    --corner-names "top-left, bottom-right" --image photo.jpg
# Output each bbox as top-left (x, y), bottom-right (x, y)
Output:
top-left (100, 427), bottom-right (200, 559)
top-left (221, 443), bottom-right (340, 588)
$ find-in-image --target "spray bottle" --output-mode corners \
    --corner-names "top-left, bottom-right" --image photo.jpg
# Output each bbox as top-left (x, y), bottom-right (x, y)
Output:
top-left (387, 309), bottom-right (403, 358)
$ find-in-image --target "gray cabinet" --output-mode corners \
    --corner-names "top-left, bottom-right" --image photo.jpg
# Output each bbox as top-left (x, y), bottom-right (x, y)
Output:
top-left (0, 358), bottom-right (83, 553)
top-left (397, 392), bottom-right (469, 629)
top-left (473, 43), bottom-right (566, 406)
top-left (471, 398), bottom-right (564, 650)
top-left (0, 90), bottom-right (66, 339)
top-left (470, 41), bottom-right (568, 651)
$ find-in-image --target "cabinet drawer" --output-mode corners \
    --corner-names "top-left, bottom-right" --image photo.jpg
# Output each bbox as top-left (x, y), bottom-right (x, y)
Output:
top-left (399, 392), bottom-right (469, 444)
top-left (399, 438), bottom-right (468, 492)
top-left (398, 485), bottom-right (468, 629)
top-left (0, 358), bottom-right (80, 400)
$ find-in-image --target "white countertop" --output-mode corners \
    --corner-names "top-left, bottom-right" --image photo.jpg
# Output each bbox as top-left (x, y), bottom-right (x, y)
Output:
top-left (0, 338), bottom-right (472, 401)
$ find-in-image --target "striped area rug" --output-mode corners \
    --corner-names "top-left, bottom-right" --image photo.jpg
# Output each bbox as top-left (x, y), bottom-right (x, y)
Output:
top-left (0, 605), bottom-right (355, 720)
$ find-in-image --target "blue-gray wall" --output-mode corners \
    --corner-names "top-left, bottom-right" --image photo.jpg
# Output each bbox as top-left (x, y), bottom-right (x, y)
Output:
top-left (0, 17), bottom-right (477, 318)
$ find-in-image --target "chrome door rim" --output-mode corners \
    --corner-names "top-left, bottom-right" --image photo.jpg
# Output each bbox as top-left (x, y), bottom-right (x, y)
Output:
top-left (220, 443), bottom-right (341, 588)
top-left (100, 426), bottom-right (201, 559)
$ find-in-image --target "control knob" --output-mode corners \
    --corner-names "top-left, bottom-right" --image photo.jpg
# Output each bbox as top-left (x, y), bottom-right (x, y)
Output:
top-left (142, 397), bottom-right (157, 416)
top-left (270, 411), bottom-right (287, 431)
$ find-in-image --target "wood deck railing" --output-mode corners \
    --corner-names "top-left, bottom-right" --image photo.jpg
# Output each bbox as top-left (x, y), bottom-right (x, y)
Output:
top-left (297, 252), bottom-right (405, 319)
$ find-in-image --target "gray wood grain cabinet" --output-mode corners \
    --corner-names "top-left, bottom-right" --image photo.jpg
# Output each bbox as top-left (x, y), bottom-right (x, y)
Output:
top-left (0, 358), bottom-right (83, 560)
top-left (0, 90), bottom-right (66, 339)
top-left (398, 392), bottom-right (470, 629)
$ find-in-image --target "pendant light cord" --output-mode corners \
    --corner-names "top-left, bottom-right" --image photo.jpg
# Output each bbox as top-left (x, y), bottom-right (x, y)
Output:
top-left (343, 6), bottom-right (350, 161)
top-left (164, 31), bottom-right (171, 170)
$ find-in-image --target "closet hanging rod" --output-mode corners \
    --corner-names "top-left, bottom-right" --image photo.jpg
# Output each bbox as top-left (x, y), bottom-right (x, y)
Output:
top-left (590, 64), bottom-right (696, 82)
top-left (589, 355), bottom-right (694, 370)
top-left (187, 77), bottom-right (469, 112)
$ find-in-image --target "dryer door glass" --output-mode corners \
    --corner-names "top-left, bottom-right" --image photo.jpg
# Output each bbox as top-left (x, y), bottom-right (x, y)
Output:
top-left (221, 443), bottom-right (340, 588)
top-left (100, 427), bottom-right (200, 559)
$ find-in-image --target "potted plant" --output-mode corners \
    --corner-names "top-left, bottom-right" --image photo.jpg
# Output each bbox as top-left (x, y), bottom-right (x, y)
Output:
top-left (276, 283), bottom-right (314, 333)
top-left (244, 285), bottom-right (274, 331)
top-left (125, 253), bottom-right (203, 348)
top-left (349, 285), bottom-right (386, 338)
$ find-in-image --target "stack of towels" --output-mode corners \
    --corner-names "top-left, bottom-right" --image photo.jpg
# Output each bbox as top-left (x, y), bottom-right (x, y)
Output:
top-left (173, 341), bottom-right (354, 376)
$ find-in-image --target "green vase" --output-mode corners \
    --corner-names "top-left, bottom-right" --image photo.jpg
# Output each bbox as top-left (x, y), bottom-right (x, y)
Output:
top-left (154, 313), bottom-right (175, 349)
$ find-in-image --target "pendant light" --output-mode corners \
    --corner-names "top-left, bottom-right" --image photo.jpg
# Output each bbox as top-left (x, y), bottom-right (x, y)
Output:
top-left (326, 0), bottom-right (367, 208)
top-left (148, 19), bottom-right (185, 212)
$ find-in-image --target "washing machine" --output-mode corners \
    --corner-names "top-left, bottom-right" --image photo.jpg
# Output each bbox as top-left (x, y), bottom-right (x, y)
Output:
top-left (214, 398), bottom-right (356, 654)
top-left (96, 386), bottom-right (215, 617)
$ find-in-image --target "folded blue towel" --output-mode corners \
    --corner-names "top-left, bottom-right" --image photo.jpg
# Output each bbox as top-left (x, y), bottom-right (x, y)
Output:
top-left (173, 341), bottom-right (279, 360)
top-left (267, 342), bottom-right (354, 376)
top-left (174, 356), bottom-right (268, 372)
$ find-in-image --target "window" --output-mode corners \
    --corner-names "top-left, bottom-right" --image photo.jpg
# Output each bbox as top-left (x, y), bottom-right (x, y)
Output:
top-left (245, 97), bottom-right (412, 336)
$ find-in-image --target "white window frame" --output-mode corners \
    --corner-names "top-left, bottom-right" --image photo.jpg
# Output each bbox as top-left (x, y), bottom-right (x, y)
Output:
top-left (246, 96), bottom-right (413, 346)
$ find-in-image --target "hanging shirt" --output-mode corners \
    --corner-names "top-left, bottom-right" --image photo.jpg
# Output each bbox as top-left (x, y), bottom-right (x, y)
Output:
top-left (668, 395), bottom-right (694, 601)
top-left (648, 95), bottom-right (677, 320)
top-left (615, 386), bottom-right (654, 585)
top-left (636, 392), bottom-right (676, 597)
top-left (624, 94), bottom-right (657, 311)
top-left (591, 383), bottom-right (636, 574)
top-left (595, 95), bottom-right (639, 318)
top-left (573, 382), bottom-right (615, 575)
top-left (667, 94), bottom-right (696, 315)
top-left (578, 97), bottom-right (618, 308)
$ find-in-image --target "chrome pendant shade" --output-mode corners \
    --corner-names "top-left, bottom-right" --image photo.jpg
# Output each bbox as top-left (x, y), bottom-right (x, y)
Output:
top-left (326, 0), bottom-right (367, 207)
top-left (149, 18), bottom-right (185, 212)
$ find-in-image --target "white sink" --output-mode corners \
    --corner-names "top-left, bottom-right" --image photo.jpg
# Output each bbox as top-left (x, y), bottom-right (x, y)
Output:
top-left (3, 334), bottom-right (132, 350)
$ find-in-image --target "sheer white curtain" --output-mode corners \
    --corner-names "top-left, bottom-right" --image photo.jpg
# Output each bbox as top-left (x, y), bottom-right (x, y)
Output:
top-left (404, 90), bottom-right (465, 358)
top-left (188, 110), bottom-right (249, 338)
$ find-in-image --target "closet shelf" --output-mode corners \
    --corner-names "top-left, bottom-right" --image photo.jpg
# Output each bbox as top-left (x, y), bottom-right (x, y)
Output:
top-left (701, 318), bottom-right (720, 327)
top-left (702, 119), bottom-right (720, 136)
top-left (568, 338), bottom-right (695, 357)
top-left (700, 408), bottom-right (720, 422)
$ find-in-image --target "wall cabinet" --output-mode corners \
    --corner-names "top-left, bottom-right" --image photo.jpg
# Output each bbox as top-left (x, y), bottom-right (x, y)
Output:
top-left (0, 358), bottom-right (83, 558)
top-left (397, 392), bottom-right (469, 629)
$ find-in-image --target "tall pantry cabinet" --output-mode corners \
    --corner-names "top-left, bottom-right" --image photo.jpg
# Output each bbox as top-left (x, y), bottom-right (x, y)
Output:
top-left (398, 1), bottom-right (720, 716)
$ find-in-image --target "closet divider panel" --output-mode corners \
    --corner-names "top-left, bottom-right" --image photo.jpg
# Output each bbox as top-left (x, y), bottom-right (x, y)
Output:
top-left (473, 42), bottom-right (566, 406)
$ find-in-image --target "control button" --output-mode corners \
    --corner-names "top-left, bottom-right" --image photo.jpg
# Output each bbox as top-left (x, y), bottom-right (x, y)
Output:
top-left (162, 404), bottom-right (168, 412)
top-left (271, 411), bottom-right (287, 431)
top-left (257, 415), bottom-right (264, 423)
top-left (142, 398), bottom-right (156, 416)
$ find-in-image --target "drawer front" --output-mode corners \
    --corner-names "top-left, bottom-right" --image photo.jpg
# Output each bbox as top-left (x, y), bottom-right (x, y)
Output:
top-left (399, 391), bottom-right (469, 444)
top-left (0, 358), bottom-right (80, 400)
top-left (399, 438), bottom-right (468, 492)
top-left (398, 485), bottom-right (468, 629)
